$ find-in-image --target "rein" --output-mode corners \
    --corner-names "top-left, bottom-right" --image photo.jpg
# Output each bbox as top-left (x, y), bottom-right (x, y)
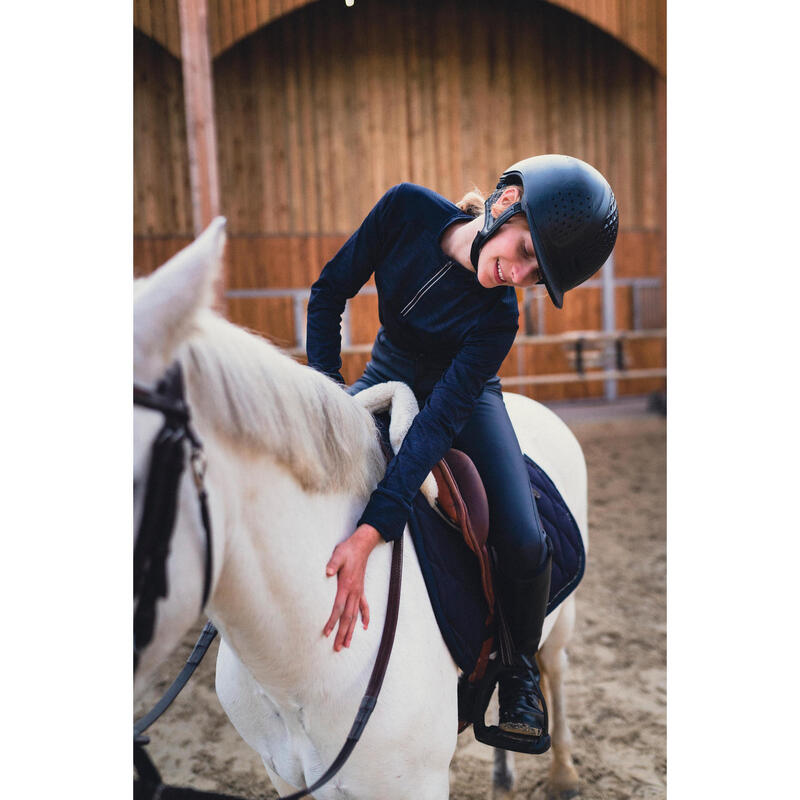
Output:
top-left (134, 361), bottom-right (404, 800)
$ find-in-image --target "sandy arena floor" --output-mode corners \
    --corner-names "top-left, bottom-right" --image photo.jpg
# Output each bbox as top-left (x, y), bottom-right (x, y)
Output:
top-left (135, 412), bottom-right (666, 799)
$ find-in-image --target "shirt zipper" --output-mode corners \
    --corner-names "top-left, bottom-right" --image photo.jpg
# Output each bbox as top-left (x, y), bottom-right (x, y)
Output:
top-left (400, 261), bottom-right (454, 317)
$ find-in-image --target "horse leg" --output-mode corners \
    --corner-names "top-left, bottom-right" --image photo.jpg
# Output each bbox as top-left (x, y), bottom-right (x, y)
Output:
top-left (492, 747), bottom-right (516, 799)
top-left (486, 682), bottom-right (517, 799)
top-left (537, 597), bottom-right (580, 800)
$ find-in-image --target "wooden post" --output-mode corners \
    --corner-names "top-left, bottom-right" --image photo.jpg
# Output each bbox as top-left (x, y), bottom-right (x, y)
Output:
top-left (656, 73), bottom-right (666, 327)
top-left (178, 0), bottom-right (225, 308)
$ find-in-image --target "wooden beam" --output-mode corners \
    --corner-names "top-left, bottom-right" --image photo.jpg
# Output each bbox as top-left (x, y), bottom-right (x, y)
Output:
top-left (179, 0), bottom-right (220, 235)
top-left (500, 369), bottom-right (667, 387)
top-left (178, 0), bottom-right (224, 308)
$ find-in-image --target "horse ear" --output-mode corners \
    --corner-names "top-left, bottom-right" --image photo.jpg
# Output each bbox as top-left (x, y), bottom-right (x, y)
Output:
top-left (134, 217), bottom-right (227, 381)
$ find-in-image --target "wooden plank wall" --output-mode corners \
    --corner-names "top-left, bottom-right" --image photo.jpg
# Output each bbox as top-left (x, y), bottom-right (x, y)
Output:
top-left (133, 0), bottom-right (665, 400)
top-left (134, 0), bottom-right (183, 60)
top-left (212, 0), bottom-right (663, 242)
top-left (136, 1), bottom-right (665, 78)
top-left (134, 29), bottom-right (194, 274)
top-left (207, 0), bottom-right (315, 58)
top-left (210, 0), bottom-right (665, 399)
top-left (549, 0), bottom-right (666, 75)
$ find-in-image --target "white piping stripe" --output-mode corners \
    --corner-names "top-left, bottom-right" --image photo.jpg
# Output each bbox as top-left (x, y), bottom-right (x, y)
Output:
top-left (400, 262), bottom-right (453, 317)
top-left (400, 263), bottom-right (451, 316)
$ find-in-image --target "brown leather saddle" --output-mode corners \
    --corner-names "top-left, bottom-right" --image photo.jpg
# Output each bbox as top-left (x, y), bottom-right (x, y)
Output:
top-left (432, 450), bottom-right (554, 752)
top-left (423, 444), bottom-right (586, 754)
top-left (429, 449), bottom-right (498, 730)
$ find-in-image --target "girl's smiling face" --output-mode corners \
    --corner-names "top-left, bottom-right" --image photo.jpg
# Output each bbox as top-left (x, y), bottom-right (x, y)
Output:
top-left (475, 187), bottom-right (543, 289)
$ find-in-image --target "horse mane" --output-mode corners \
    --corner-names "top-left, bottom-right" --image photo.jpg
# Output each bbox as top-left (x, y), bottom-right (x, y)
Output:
top-left (179, 310), bottom-right (385, 499)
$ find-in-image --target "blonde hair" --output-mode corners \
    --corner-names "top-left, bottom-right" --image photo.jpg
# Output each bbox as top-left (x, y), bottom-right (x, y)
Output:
top-left (456, 184), bottom-right (523, 219)
top-left (455, 187), bottom-right (486, 217)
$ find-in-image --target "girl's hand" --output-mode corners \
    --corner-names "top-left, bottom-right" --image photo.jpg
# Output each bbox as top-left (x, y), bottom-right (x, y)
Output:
top-left (323, 524), bottom-right (383, 651)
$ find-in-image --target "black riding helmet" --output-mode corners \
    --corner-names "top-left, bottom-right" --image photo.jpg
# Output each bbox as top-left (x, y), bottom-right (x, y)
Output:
top-left (469, 155), bottom-right (618, 308)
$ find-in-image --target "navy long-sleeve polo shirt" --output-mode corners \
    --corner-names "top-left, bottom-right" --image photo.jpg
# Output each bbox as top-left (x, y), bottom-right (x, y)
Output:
top-left (306, 183), bottom-right (519, 542)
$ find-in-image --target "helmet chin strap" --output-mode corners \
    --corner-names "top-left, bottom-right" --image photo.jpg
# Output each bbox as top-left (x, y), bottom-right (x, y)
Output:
top-left (469, 191), bottom-right (523, 272)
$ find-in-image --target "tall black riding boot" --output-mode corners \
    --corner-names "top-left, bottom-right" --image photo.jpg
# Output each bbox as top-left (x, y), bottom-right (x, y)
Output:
top-left (497, 546), bottom-right (552, 745)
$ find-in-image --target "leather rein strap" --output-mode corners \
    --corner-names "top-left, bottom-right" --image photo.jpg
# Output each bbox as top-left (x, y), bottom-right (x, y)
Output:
top-left (278, 534), bottom-right (403, 800)
top-left (134, 620), bottom-right (218, 739)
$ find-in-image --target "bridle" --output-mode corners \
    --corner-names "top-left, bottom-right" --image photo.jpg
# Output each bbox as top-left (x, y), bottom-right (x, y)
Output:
top-left (133, 360), bottom-right (403, 800)
top-left (133, 361), bottom-right (213, 672)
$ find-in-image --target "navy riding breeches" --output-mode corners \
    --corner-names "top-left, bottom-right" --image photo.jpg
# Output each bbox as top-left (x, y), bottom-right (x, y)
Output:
top-left (349, 330), bottom-right (548, 578)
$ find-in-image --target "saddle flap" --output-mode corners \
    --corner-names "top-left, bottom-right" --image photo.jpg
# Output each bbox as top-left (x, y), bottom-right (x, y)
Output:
top-left (442, 450), bottom-right (490, 546)
top-left (431, 449), bottom-right (494, 612)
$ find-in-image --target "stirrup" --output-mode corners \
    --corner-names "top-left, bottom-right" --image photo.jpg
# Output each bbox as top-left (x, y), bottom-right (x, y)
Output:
top-left (459, 660), bottom-right (551, 755)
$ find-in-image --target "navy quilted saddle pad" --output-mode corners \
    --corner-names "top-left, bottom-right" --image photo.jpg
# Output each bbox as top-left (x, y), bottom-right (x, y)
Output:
top-left (406, 455), bottom-right (585, 676)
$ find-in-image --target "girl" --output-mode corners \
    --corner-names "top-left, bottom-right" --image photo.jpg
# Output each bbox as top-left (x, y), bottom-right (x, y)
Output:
top-left (307, 154), bottom-right (618, 749)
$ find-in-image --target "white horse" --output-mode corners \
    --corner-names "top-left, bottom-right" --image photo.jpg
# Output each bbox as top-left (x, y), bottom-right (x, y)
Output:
top-left (134, 218), bottom-right (588, 799)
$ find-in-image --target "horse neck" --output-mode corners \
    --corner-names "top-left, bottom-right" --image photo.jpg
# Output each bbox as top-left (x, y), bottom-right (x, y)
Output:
top-left (174, 320), bottom-right (385, 685)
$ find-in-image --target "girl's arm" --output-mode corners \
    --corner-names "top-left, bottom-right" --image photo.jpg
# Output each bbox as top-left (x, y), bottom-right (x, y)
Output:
top-left (306, 186), bottom-right (400, 384)
top-left (360, 310), bottom-right (518, 542)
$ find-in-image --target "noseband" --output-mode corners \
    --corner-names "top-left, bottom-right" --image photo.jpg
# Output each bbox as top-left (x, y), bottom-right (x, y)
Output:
top-left (134, 361), bottom-right (213, 671)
